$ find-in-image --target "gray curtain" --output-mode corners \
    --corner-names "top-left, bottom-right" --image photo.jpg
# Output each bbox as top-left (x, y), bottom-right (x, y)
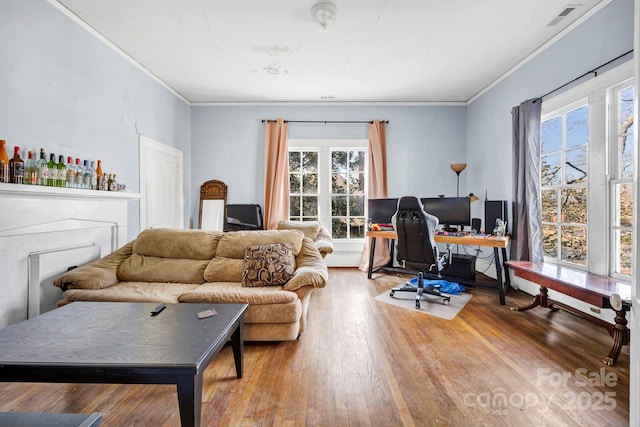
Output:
top-left (511, 99), bottom-right (543, 261)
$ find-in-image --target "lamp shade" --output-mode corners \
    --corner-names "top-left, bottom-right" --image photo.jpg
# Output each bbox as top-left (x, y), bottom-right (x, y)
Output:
top-left (450, 163), bottom-right (467, 174)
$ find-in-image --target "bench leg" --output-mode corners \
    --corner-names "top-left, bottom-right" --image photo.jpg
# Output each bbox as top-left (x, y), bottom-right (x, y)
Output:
top-left (603, 307), bottom-right (630, 366)
top-left (511, 286), bottom-right (552, 312)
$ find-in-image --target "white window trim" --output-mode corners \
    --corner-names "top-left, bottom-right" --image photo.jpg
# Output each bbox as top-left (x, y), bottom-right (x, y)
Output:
top-left (541, 60), bottom-right (634, 276)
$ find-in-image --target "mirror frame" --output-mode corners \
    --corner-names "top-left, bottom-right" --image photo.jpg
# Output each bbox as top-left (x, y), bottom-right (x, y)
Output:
top-left (198, 179), bottom-right (228, 230)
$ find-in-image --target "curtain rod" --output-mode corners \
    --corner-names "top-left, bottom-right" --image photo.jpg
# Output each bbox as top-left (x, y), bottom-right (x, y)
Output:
top-left (537, 49), bottom-right (633, 101)
top-left (261, 119), bottom-right (389, 124)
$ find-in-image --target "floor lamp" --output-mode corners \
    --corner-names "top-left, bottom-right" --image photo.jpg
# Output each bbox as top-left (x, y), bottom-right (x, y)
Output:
top-left (450, 163), bottom-right (467, 197)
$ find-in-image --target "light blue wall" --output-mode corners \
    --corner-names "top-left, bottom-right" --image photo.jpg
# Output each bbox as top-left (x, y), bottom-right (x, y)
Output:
top-left (467, 0), bottom-right (634, 219)
top-left (191, 105), bottom-right (467, 228)
top-left (0, 0), bottom-right (192, 238)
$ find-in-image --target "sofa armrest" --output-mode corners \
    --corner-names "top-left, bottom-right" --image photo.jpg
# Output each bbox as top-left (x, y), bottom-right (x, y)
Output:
top-left (314, 225), bottom-right (333, 258)
top-left (53, 241), bottom-right (134, 291)
top-left (284, 238), bottom-right (329, 292)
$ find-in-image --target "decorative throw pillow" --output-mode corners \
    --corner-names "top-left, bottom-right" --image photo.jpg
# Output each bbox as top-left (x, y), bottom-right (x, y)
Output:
top-left (242, 242), bottom-right (296, 287)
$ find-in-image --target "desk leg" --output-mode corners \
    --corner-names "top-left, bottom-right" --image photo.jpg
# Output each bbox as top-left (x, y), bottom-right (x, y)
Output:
top-left (493, 247), bottom-right (505, 305)
top-left (367, 237), bottom-right (377, 279)
top-left (501, 247), bottom-right (510, 289)
top-left (604, 307), bottom-right (630, 366)
top-left (176, 374), bottom-right (202, 427)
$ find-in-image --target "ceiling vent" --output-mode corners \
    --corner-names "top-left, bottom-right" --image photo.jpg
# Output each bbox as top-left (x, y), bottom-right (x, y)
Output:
top-left (548, 4), bottom-right (581, 26)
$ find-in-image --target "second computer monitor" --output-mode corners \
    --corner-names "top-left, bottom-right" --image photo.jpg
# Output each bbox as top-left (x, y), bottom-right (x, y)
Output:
top-left (421, 197), bottom-right (471, 229)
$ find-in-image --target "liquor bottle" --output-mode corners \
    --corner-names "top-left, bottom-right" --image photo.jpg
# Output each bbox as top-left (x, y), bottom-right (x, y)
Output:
top-left (83, 160), bottom-right (92, 189)
top-left (0, 140), bottom-right (10, 183)
top-left (95, 160), bottom-right (103, 189)
top-left (56, 155), bottom-right (66, 188)
top-left (101, 172), bottom-right (109, 191)
top-left (24, 150), bottom-right (38, 185)
top-left (106, 173), bottom-right (113, 191)
top-left (109, 174), bottom-right (118, 191)
top-left (9, 146), bottom-right (24, 184)
top-left (66, 156), bottom-right (75, 188)
top-left (47, 153), bottom-right (57, 186)
top-left (74, 158), bottom-right (83, 189)
top-left (37, 148), bottom-right (48, 186)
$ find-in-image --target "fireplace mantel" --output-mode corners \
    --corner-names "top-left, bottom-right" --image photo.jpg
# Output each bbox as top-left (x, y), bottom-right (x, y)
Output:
top-left (0, 182), bottom-right (140, 200)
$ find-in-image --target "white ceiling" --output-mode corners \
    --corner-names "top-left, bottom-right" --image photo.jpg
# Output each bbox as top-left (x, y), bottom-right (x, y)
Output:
top-left (54, 0), bottom-right (605, 104)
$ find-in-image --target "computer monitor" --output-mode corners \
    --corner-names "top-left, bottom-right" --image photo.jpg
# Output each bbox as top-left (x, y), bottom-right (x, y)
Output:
top-left (420, 197), bottom-right (471, 230)
top-left (367, 198), bottom-right (399, 224)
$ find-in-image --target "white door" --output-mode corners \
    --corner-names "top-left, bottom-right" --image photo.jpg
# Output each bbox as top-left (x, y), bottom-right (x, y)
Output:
top-left (139, 135), bottom-right (184, 230)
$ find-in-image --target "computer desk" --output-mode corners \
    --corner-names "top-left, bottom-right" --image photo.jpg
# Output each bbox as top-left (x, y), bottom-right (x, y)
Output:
top-left (366, 230), bottom-right (511, 305)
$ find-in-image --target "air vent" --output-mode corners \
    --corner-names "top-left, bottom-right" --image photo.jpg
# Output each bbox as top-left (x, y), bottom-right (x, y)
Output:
top-left (548, 4), bottom-right (581, 26)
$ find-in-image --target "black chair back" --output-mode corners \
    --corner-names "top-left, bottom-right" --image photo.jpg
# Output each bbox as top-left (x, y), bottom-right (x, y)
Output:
top-left (392, 196), bottom-right (440, 272)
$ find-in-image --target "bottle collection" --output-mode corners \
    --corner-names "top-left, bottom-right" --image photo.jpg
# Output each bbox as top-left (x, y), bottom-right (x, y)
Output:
top-left (0, 140), bottom-right (120, 191)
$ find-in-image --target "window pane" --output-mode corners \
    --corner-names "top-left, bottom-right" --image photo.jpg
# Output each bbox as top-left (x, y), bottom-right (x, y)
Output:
top-left (350, 195), bottom-right (365, 216)
top-left (290, 196), bottom-right (300, 217)
top-left (302, 196), bottom-right (318, 217)
top-left (302, 152), bottom-right (318, 173)
top-left (541, 153), bottom-right (561, 186)
top-left (618, 183), bottom-right (633, 227)
top-left (349, 150), bottom-right (365, 173)
top-left (331, 151), bottom-right (347, 172)
top-left (349, 172), bottom-right (364, 195)
top-left (289, 152), bottom-right (300, 172)
top-left (616, 229), bottom-right (632, 276)
top-left (332, 218), bottom-right (347, 238)
top-left (566, 106), bottom-right (588, 148)
top-left (289, 174), bottom-right (301, 193)
top-left (332, 195), bottom-right (347, 216)
top-left (620, 86), bottom-right (634, 179)
top-left (561, 187), bottom-right (587, 224)
top-left (542, 223), bottom-right (558, 258)
top-left (302, 173), bottom-right (318, 193)
top-left (349, 218), bottom-right (365, 239)
top-left (561, 225), bottom-right (586, 265)
top-left (541, 117), bottom-right (561, 154)
top-left (332, 173), bottom-right (347, 194)
top-left (565, 146), bottom-right (587, 184)
top-left (541, 189), bottom-right (558, 222)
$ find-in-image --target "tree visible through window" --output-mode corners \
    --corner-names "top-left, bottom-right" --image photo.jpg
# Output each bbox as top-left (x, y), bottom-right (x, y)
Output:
top-left (330, 149), bottom-right (366, 239)
top-left (540, 103), bottom-right (589, 265)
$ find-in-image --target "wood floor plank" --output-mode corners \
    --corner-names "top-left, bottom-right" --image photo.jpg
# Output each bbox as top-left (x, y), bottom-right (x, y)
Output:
top-left (0, 267), bottom-right (629, 426)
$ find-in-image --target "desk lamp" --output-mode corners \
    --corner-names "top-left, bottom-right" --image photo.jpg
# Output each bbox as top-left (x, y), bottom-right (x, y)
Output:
top-left (450, 163), bottom-right (467, 197)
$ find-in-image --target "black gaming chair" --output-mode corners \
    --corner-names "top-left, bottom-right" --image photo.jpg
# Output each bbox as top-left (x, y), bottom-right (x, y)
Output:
top-left (389, 196), bottom-right (451, 308)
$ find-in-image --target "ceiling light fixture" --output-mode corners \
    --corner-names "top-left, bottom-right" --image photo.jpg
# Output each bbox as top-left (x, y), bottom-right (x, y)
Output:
top-left (310, 1), bottom-right (338, 29)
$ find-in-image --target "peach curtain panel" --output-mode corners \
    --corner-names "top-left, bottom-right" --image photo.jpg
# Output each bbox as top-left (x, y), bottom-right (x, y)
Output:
top-left (359, 120), bottom-right (391, 272)
top-left (263, 119), bottom-right (290, 230)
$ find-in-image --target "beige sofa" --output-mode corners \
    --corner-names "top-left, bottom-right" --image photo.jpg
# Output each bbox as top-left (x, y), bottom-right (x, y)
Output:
top-left (276, 220), bottom-right (333, 258)
top-left (53, 228), bottom-right (329, 341)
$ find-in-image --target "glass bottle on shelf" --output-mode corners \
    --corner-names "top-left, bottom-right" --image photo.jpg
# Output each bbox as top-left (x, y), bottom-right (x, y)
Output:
top-left (24, 150), bottom-right (38, 185)
top-left (83, 160), bottom-right (92, 189)
top-left (0, 140), bottom-right (10, 183)
top-left (56, 155), bottom-right (66, 188)
top-left (109, 174), bottom-right (118, 191)
top-left (96, 160), bottom-right (103, 190)
top-left (37, 148), bottom-right (48, 186)
top-left (107, 173), bottom-right (113, 191)
top-left (74, 158), bottom-right (83, 189)
top-left (47, 153), bottom-right (57, 187)
top-left (9, 146), bottom-right (24, 184)
top-left (66, 156), bottom-right (75, 188)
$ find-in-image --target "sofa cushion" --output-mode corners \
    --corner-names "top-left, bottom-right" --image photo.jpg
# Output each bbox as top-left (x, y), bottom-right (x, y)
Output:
top-left (118, 254), bottom-right (209, 284)
top-left (241, 242), bottom-right (296, 287)
top-left (178, 282), bottom-right (298, 305)
top-left (204, 230), bottom-right (304, 282)
top-left (62, 282), bottom-right (200, 303)
top-left (277, 220), bottom-right (321, 240)
top-left (133, 228), bottom-right (221, 259)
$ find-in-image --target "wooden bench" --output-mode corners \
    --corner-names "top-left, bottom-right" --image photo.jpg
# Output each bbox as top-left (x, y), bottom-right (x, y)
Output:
top-left (505, 261), bottom-right (631, 366)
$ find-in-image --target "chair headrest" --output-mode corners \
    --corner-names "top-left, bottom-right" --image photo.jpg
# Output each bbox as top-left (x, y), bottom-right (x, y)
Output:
top-left (397, 196), bottom-right (423, 211)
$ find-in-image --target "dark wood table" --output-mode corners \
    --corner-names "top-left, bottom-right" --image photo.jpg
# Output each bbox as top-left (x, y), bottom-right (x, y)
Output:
top-left (0, 302), bottom-right (248, 427)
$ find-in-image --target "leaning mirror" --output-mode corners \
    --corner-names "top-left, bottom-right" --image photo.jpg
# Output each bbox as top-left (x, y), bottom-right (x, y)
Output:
top-left (198, 180), bottom-right (228, 231)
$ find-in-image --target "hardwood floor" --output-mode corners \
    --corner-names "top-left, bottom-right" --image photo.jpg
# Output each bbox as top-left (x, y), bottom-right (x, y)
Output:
top-left (0, 268), bottom-right (630, 426)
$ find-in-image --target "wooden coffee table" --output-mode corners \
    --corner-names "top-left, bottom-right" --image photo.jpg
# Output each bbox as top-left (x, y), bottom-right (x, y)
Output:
top-left (0, 302), bottom-right (248, 427)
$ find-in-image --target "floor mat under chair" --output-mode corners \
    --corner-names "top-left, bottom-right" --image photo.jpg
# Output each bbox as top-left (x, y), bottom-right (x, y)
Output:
top-left (374, 288), bottom-right (472, 320)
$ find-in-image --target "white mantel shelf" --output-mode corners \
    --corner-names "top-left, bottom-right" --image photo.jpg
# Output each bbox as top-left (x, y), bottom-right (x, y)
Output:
top-left (0, 182), bottom-right (140, 200)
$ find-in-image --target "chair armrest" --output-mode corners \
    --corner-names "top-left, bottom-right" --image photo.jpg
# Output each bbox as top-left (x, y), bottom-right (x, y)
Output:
top-left (314, 225), bottom-right (334, 257)
top-left (53, 241), bottom-right (134, 291)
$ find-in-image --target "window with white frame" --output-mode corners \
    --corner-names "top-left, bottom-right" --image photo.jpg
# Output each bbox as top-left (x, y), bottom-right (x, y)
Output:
top-left (288, 139), bottom-right (368, 240)
top-left (540, 61), bottom-right (634, 278)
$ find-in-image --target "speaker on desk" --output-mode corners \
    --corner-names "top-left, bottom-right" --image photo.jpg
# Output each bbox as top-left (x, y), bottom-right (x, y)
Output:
top-left (485, 200), bottom-right (509, 235)
top-left (471, 218), bottom-right (481, 233)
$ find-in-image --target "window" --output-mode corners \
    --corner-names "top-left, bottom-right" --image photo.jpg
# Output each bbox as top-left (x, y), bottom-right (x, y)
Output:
top-left (288, 140), bottom-right (368, 240)
top-left (540, 61), bottom-right (634, 277)
top-left (540, 101), bottom-right (589, 265)
top-left (609, 82), bottom-right (634, 277)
